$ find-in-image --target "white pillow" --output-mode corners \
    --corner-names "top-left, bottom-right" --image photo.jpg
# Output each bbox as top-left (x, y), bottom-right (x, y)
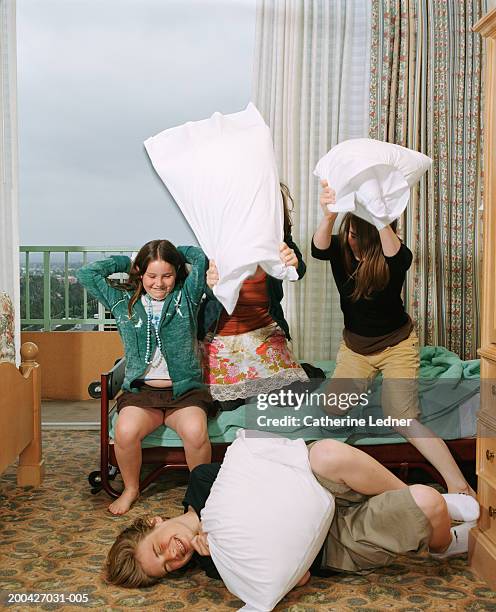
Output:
top-left (201, 430), bottom-right (335, 611)
top-left (314, 138), bottom-right (432, 229)
top-left (144, 103), bottom-right (298, 314)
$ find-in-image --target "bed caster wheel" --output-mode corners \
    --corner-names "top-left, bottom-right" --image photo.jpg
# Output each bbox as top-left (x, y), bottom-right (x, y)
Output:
top-left (88, 470), bottom-right (102, 487)
top-left (88, 382), bottom-right (101, 399)
top-left (90, 486), bottom-right (102, 495)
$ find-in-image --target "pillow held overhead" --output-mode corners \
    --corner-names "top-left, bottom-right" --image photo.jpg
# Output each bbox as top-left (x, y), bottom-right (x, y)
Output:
top-left (314, 138), bottom-right (432, 229)
top-left (201, 430), bottom-right (335, 611)
top-left (144, 103), bottom-right (298, 314)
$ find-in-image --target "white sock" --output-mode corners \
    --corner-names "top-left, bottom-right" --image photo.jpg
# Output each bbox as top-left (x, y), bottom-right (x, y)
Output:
top-left (442, 493), bottom-right (480, 522)
top-left (429, 521), bottom-right (476, 559)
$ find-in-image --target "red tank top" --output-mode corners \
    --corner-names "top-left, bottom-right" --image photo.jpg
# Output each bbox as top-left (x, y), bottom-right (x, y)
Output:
top-left (217, 271), bottom-right (274, 336)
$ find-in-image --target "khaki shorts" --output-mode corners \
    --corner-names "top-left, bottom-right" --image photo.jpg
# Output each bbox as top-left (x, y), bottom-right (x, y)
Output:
top-left (330, 331), bottom-right (420, 420)
top-left (308, 444), bottom-right (432, 572)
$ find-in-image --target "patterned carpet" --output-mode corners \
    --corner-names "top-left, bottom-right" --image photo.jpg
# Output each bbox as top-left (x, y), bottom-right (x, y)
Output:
top-left (1, 431), bottom-right (495, 612)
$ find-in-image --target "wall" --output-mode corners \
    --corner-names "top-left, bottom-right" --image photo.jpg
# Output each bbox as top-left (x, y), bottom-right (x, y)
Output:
top-left (21, 331), bottom-right (123, 400)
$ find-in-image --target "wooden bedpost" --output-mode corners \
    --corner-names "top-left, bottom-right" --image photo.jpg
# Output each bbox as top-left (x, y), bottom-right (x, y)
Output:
top-left (17, 342), bottom-right (45, 486)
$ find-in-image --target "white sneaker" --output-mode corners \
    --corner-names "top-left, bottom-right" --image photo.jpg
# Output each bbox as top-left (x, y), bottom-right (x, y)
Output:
top-left (429, 521), bottom-right (476, 559)
top-left (442, 493), bottom-right (480, 522)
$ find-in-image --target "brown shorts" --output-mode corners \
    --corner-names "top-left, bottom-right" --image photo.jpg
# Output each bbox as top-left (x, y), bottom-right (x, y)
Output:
top-left (116, 385), bottom-right (217, 417)
top-left (308, 444), bottom-right (431, 573)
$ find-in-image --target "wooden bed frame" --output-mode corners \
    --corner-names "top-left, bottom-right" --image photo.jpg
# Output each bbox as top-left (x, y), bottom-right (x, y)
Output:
top-left (0, 342), bottom-right (44, 486)
top-left (93, 358), bottom-right (476, 498)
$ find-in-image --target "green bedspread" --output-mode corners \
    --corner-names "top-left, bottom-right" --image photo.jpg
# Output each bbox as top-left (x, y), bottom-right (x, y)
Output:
top-left (109, 346), bottom-right (480, 447)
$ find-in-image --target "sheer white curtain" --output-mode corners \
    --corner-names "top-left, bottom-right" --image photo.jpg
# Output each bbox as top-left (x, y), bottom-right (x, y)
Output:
top-left (0, 0), bottom-right (20, 362)
top-left (253, 0), bottom-right (371, 361)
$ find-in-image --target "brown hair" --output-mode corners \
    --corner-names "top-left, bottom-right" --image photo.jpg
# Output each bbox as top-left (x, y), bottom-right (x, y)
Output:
top-left (279, 182), bottom-right (294, 237)
top-left (105, 516), bottom-right (159, 588)
top-left (116, 240), bottom-right (187, 317)
top-left (339, 213), bottom-right (398, 301)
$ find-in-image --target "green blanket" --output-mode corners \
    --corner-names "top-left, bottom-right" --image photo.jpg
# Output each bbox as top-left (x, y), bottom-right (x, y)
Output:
top-left (109, 346), bottom-right (480, 447)
top-left (419, 345), bottom-right (480, 379)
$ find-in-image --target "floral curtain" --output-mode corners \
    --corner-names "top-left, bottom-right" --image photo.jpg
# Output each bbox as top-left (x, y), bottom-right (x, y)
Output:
top-left (369, 0), bottom-right (485, 359)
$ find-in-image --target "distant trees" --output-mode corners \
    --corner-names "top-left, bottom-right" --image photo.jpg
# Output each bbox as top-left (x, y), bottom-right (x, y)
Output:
top-left (20, 273), bottom-right (99, 326)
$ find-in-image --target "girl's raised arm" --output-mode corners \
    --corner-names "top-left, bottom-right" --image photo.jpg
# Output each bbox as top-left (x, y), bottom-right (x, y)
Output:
top-left (312, 180), bottom-right (338, 253)
top-left (377, 225), bottom-right (402, 257)
top-left (176, 246), bottom-right (208, 305)
top-left (76, 255), bottom-right (131, 311)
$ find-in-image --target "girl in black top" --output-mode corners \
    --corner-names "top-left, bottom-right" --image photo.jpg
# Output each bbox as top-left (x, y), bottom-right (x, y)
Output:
top-left (312, 180), bottom-right (474, 496)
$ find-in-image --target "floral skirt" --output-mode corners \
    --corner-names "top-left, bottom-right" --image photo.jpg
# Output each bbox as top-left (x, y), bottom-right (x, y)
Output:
top-left (201, 322), bottom-right (308, 401)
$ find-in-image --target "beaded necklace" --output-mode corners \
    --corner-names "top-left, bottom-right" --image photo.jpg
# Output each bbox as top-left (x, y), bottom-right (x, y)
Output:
top-left (144, 294), bottom-right (165, 366)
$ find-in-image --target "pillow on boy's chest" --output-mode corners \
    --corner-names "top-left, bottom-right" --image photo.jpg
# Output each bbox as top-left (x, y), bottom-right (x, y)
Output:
top-left (200, 430), bottom-right (335, 612)
top-left (314, 138), bottom-right (432, 229)
top-left (144, 103), bottom-right (297, 315)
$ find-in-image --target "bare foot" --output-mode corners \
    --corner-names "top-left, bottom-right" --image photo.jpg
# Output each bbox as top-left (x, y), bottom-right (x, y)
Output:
top-left (108, 488), bottom-right (139, 515)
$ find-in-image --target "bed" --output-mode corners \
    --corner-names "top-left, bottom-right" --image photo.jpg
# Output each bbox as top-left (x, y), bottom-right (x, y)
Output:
top-left (90, 345), bottom-right (479, 497)
top-left (0, 292), bottom-right (44, 485)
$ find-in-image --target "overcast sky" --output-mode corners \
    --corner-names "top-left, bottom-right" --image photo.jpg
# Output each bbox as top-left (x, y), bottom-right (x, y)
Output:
top-left (17, 0), bottom-right (257, 248)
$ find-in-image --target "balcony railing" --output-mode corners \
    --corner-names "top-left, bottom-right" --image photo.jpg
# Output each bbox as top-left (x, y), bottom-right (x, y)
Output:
top-left (20, 246), bottom-right (136, 331)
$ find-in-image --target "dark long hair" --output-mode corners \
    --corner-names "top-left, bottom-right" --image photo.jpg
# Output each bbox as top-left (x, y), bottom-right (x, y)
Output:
top-left (118, 240), bottom-right (187, 316)
top-left (280, 182), bottom-right (294, 237)
top-left (339, 214), bottom-right (398, 301)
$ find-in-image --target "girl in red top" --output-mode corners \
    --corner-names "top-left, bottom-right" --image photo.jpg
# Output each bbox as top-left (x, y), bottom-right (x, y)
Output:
top-left (200, 184), bottom-right (308, 405)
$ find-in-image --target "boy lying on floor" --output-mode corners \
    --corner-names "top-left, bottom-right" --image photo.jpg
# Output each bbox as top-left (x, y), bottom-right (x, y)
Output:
top-left (106, 436), bottom-right (479, 607)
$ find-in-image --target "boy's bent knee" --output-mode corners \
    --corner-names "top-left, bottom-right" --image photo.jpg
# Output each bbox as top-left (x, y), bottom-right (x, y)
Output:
top-left (409, 484), bottom-right (446, 520)
top-left (309, 439), bottom-right (350, 478)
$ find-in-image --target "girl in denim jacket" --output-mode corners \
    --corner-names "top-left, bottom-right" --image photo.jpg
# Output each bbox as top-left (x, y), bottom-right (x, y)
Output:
top-left (78, 240), bottom-right (215, 514)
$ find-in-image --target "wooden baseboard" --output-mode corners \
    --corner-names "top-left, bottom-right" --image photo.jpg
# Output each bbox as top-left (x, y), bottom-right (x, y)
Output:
top-left (468, 526), bottom-right (496, 590)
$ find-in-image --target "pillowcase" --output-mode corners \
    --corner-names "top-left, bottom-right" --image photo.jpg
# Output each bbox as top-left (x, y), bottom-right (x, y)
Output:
top-left (201, 430), bottom-right (335, 611)
top-left (314, 138), bottom-right (432, 229)
top-left (144, 103), bottom-right (298, 314)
